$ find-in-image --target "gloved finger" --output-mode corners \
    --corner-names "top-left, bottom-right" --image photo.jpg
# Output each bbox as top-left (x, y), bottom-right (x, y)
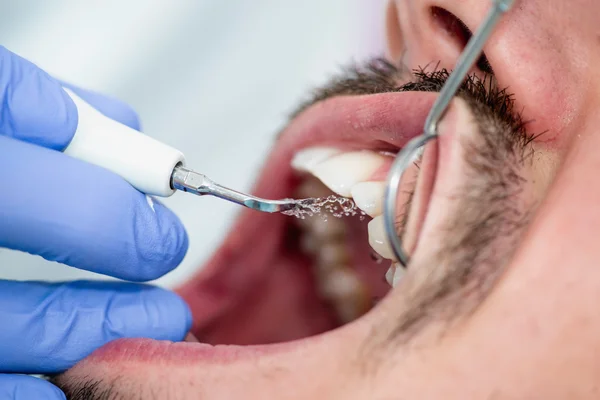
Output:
top-left (0, 280), bottom-right (191, 374)
top-left (59, 81), bottom-right (141, 131)
top-left (0, 136), bottom-right (188, 281)
top-left (0, 46), bottom-right (76, 150)
top-left (0, 46), bottom-right (139, 150)
top-left (0, 375), bottom-right (65, 400)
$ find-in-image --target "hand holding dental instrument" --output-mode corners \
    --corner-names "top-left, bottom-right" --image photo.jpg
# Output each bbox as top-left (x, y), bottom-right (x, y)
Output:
top-left (383, 0), bottom-right (517, 267)
top-left (0, 44), bottom-right (191, 398)
top-left (62, 89), bottom-right (304, 214)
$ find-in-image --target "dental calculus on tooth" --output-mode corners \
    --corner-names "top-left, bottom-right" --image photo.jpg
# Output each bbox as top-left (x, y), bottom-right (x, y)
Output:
top-left (292, 147), bottom-right (404, 289)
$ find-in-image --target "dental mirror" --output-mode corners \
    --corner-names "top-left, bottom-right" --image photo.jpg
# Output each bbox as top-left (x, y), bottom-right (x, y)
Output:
top-left (383, 0), bottom-right (516, 268)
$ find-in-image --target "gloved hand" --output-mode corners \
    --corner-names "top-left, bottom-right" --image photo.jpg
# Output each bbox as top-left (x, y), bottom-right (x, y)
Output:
top-left (0, 46), bottom-right (192, 399)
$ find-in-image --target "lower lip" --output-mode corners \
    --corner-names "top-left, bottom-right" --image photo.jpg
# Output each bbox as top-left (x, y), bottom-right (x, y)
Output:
top-left (86, 337), bottom-right (303, 366)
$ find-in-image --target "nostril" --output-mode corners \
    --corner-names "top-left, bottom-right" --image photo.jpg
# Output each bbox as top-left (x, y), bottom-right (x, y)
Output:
top-left (430, 7), bottom-right (494, 75)
top-left (431, 7), bottom-right (470, 46)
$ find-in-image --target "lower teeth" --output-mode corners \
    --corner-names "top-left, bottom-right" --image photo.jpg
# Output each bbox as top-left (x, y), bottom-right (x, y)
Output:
top-left (316, 267), bottom-right (369, 323)
top-left (385, 263), bottom-right (404, 287)
top-left (293, 180), bottom-right (372, 323)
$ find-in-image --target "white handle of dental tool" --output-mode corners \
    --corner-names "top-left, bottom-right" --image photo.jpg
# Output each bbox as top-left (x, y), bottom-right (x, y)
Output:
top-left (62, 88), bottom-right (185, 197)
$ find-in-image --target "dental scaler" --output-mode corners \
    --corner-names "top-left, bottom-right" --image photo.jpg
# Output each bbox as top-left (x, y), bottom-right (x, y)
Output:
top-left (62, 89), bottom-right (301, 213)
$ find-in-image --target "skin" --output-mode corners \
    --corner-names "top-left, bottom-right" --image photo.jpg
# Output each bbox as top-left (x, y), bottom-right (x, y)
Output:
top-left (52, 0), bottom-right (600, 398)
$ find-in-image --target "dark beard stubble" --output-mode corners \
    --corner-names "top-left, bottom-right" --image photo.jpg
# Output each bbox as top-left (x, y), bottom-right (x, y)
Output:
top-left (288, 58), bottom-right (540, 348)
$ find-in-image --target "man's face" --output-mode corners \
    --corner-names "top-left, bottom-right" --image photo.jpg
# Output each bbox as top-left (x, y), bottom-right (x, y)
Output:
top-left (53, 0), bottom-right (600, 398)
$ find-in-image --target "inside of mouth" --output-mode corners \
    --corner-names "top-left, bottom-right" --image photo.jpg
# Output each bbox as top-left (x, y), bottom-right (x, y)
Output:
top-left (178, 174), bottom-right (393, 346)
top-left (176, 90), bottom-right (449, 347)
top-left (291, 177), bottom-right (392, 319)
top-left (177, 142), bottom-right (445, 346)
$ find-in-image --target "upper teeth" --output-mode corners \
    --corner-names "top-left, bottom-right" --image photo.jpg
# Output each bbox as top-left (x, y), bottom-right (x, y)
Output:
top-left (292, 149), bottom-right (386, 197)
top-left (351, 181), bottom-right (385, 218)
top-left (385, 262), bottom-right (404, 287)
top-left (291, 147), bottom-right (342, 173)
top-left (292, 147), bottom-right (402, 287)
top-left (367, 215), bottom-right (396, 260)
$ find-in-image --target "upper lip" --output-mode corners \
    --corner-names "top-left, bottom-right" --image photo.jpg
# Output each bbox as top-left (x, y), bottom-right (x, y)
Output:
top-left (278, 91), bottom-right (440, 162)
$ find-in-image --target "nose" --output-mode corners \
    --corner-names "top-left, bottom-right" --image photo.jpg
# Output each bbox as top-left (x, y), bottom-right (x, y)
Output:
top-left (385, 0), bottom-right (495, 75)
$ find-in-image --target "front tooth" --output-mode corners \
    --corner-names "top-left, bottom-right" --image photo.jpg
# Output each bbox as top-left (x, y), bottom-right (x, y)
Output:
top-left (292, 147), bottom-right (341, 173)
top-left (385, 265), bottom-right (395, 286)
top-left (351, 181), bottom-right (385, 217)
top-left (392, 264), bottom-right (405, 286)
top-left (368, 215), bottom-right (396, 260)
top-left (304, 151), bottom-right (386, 197)
top-left (385, 263), bottom-right (405, 287)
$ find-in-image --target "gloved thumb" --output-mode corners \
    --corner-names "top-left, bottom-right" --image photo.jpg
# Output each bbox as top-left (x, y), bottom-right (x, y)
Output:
top-left (0, 375), bottom-right (66, 400)
top-left (0, 280), bottom-right (192, 373)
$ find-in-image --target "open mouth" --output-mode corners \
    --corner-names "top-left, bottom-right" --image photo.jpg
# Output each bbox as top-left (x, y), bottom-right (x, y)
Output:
top-left (74, 88), bottom-right (464, 367)
top-left (176, 90), bottom-right (447, 344)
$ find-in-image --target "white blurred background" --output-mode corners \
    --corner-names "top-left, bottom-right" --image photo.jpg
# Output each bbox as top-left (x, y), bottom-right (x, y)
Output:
top-left (0, 0), bottom-right (386, 287)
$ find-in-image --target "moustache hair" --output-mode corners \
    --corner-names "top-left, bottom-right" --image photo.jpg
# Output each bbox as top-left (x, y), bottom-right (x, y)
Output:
top-left (288, 57), bottom-right (544, 349)
top-left (290, 58), bottom-right (539, 153)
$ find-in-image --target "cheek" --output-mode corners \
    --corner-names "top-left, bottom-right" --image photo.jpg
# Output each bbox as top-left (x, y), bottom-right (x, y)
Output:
top-left (496, 40), bottom-right (583, 144)
top-left (385, 0), bottom-right (405, 62)
top-left (492, 0), bottom-right (595, 148)
top-left (476, 121), bottom-right (600, 387)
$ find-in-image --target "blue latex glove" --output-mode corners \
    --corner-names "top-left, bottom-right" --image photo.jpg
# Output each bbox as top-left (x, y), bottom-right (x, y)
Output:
top-left (0, 46), bottom-right (192, 399)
